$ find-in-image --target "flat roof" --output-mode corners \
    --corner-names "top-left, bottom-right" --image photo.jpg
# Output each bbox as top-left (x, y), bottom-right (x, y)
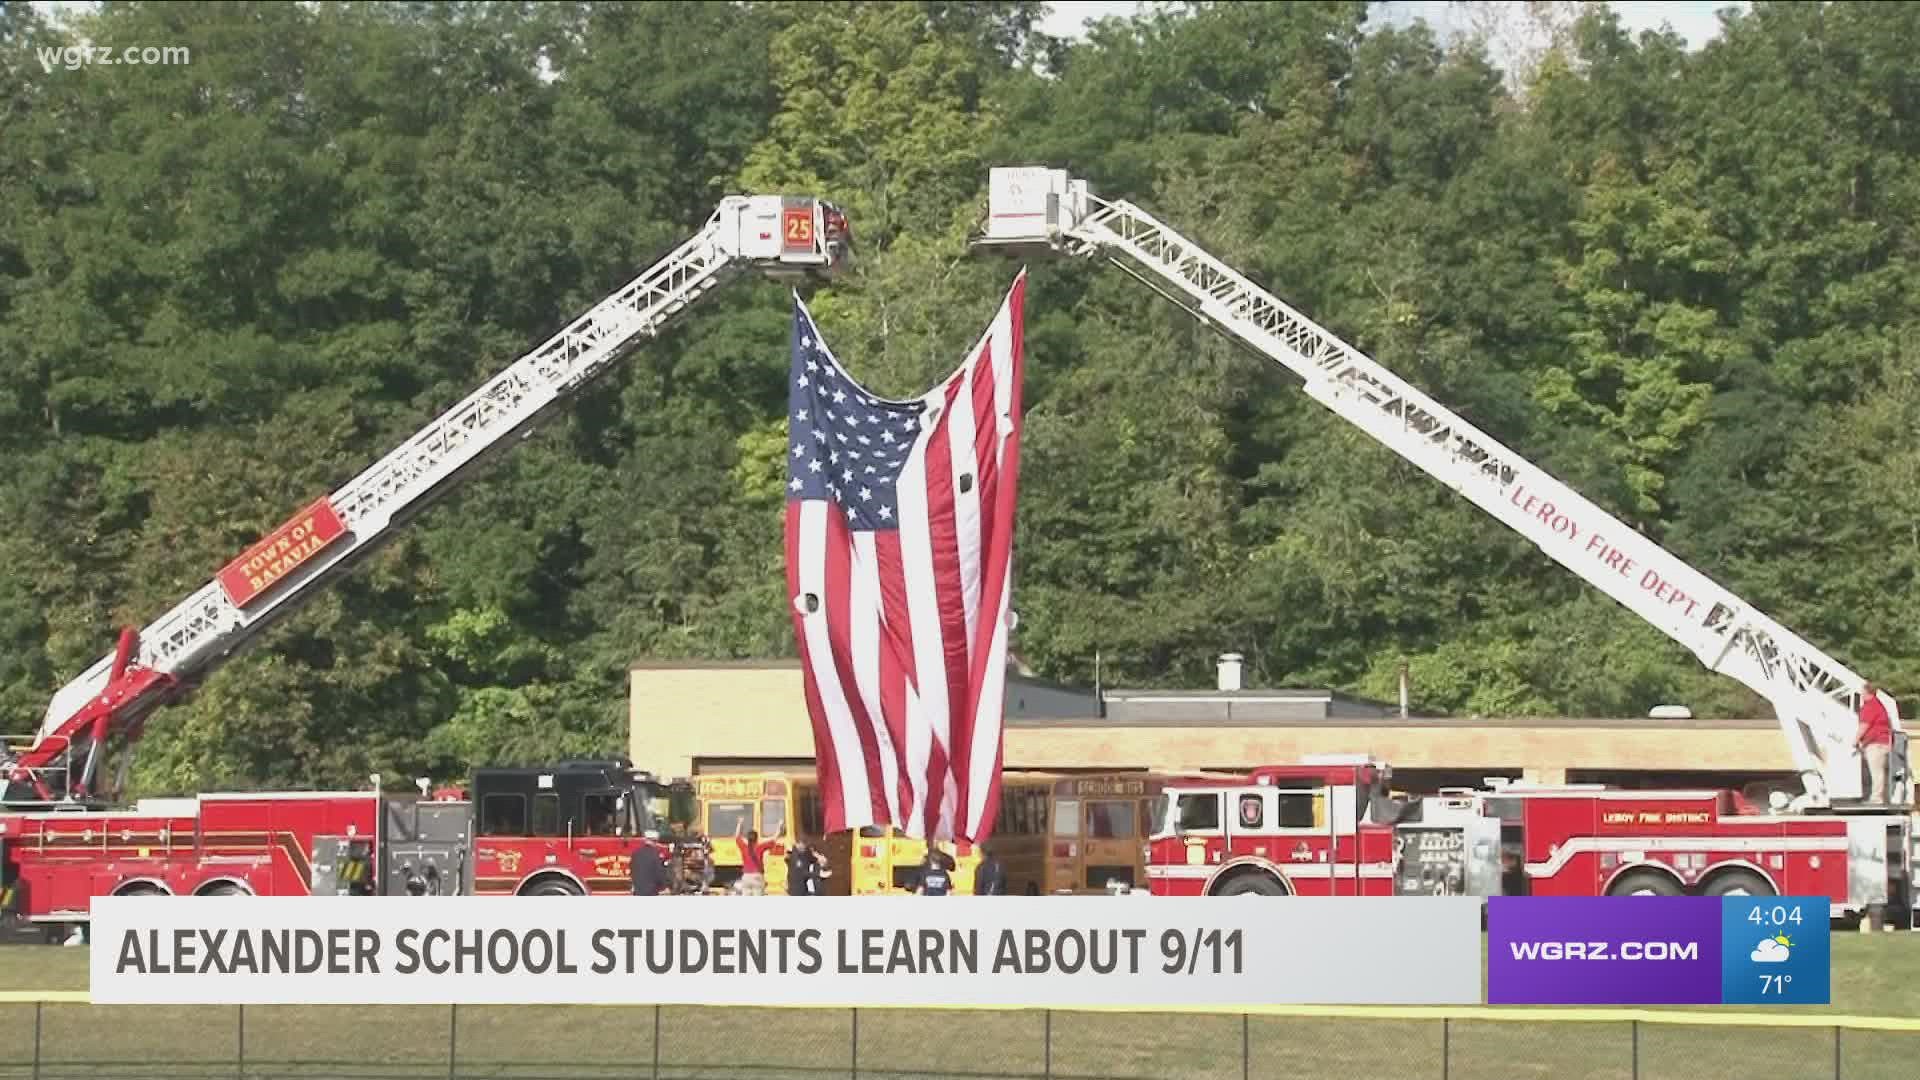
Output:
top-left (627, 659), bottom-right (1776, 728)
top-left (1008, 713), bottom-right (1778, 730)
top-left (1103, 689), bottom-right (1369, 702)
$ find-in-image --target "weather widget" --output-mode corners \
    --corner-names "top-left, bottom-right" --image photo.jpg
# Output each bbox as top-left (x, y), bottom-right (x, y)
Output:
top-left (1719, 896), bottom-right (1830, 1005)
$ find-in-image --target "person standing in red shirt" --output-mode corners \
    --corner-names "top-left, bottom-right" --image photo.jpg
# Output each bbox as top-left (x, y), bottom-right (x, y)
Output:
top-left (733, 824), bottom-right (780, 896)
top-left (1855, 680), bottom-right (1895, 805)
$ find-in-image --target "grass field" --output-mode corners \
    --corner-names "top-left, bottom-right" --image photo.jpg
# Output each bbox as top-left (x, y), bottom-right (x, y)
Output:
top-left (0, 937), bottom-right (1912, 1079)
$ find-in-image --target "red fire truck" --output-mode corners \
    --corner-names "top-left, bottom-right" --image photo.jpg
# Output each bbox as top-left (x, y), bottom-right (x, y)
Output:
top-left (1, 193), bottom-right (850, 929)
top-left (1143, 759), bottom-right (1416, 899)
top-left (0, 760), bottom-right (708, 936)
top-left (1473, 780), bottom-right (1907, 913)
top-left (1141, 758), bottom-right (1913, 924)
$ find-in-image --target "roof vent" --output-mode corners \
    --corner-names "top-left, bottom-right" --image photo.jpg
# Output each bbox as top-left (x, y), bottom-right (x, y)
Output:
top-left (1649, 705), bottom-right (1694, 720)
top-left (1216, 653), bottom-right (1243, 692)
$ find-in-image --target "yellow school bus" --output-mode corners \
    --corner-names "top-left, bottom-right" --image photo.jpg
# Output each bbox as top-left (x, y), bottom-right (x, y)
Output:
top-left (856, 830), bottom-right (983, 894)
top-left (698, 769), bottom-right (863, 895)
top-left (696, 772), bottom-right (800, 894)
top-left (791, 775), bottom-right (859, 896)
top-left (700, 769), bottom-right (959, 896)
top-left (779, 772), bottom-right (936, 895)
top-left (980, 771), bottom-right (1059, 895)
top-left (830, 772), bottom-right (1059, 895)
top-left (702, 770), bottom-right (1063, 895)
top-left (1045, 773), bottom-right (1158, 893)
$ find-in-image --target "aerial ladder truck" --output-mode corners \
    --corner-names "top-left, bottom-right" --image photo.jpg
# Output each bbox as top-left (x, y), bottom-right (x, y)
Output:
top-left (13, 193), bottom-right (848, 807)
top-left (0, 193), bottom-right (849, 923)
top-left (973, 168), bottom-right (1911, 917)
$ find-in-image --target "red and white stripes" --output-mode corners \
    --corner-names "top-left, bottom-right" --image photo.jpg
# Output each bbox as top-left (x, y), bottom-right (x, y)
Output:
top-left (784, 272), bottom-right (1026, 846)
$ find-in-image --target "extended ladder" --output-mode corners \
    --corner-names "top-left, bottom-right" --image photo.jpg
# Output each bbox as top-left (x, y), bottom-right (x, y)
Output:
top-left (973, 166), bottom-right (1905, 811)
top-left (21, 196), bottom-right (850, 802)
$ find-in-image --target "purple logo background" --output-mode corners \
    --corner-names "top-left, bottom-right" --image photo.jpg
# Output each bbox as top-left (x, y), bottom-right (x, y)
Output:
top-left (1487, 897), bottom-right (1723, 1004)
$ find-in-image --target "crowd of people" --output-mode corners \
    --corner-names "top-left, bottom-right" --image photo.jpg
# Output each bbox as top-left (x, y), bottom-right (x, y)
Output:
top-left (625, 824), bottom-right (1009, 897)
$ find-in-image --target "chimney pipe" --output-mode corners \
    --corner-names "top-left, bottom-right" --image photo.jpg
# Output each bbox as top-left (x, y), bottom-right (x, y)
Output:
top-left (1398, 661), bottom-right (1410, 719)
top-left (1217, 653), bottom-right (1243, 693)
top-left (1094, 649), bottom-right (1105, 718)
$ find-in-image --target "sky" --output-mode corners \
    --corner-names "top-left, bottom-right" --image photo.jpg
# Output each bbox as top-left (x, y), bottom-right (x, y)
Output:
top-left (1037, 1), bottom-right (1750, 51)
top-left (30, 1), bottom-right (1751, 66)
top-left (33, 1), bottom-right (1749, 53)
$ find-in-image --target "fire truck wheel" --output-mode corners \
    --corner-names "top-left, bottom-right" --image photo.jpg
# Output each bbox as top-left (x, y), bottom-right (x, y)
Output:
top-left (1700, 869), bottom-right (1775, 898)
top-left (1606, 869), bottom-right (1683, 897)
top-left (113, 882), bottom-right (166, 898)
top-left (1213, 871), bottom-right (1286, 897)
top-left (520, 876), bottom-right (585, 897)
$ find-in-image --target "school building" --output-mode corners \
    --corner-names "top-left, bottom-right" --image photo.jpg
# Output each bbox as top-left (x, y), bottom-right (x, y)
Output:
top-left (627, 655), bottom-right (1799, 796)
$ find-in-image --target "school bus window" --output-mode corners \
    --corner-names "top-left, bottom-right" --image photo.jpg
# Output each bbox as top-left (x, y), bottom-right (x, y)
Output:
top-left (1086, 800), bottom-right (1133, 838)
top-left (1276, 793), bottom-right (1315, 828)
top-left (1053, 798), bottom-right (1080, 837)
top-left (1022, 788), bottom-right (1046, 833)
top-left (481, 794), bottom-right (526, 835)
top-left (707, 801), bottom-right (753, 836)
top-left (1177, 793), bottom-right (1220, 832)
top-left (532, 793), bottom-right (561, 836)
top-left (762, 798), bottom-right (787, 839)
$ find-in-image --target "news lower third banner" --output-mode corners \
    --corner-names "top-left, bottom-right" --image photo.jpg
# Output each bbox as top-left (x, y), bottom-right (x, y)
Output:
top-left (1487, 895), bottom-right (1832, 1005)
top-left (91, 896), bottom-right (1482, 1007)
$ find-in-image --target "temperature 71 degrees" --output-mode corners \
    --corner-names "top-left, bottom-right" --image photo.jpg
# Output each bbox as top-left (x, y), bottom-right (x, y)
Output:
top-left (1759, 974), bottom-right (1794, 995)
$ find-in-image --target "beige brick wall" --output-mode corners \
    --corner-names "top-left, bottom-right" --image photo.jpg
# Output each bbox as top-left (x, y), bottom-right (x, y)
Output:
top-left (630, 664), bottom-right (819, 777)
top-left (629, 664), bottom-right (1793, 780)
top-left (993, 726), bottom-right (1789, 776)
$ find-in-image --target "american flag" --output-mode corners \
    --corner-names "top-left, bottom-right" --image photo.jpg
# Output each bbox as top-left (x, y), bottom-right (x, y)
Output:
top-left (783, 272), bottom-right (1026, 846)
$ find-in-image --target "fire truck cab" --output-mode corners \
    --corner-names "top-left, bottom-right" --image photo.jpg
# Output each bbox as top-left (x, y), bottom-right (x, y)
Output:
top-left (1143, 756), bottom-right (1500, 897)
top-left (427, 759), bottom-right (697, 897)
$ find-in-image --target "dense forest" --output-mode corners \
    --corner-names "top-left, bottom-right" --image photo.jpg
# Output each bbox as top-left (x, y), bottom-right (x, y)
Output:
top-left (1, 1), bottom-right (1915, 795)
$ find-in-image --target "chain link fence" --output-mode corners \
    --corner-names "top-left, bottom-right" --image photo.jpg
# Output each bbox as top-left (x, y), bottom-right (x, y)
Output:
top-left (0, 1001), bottom-right (1911, 1079)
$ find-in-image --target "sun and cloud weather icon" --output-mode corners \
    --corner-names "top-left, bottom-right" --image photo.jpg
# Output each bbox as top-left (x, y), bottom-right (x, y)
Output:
top-left (1750, 935), bottom-right (1792, 963)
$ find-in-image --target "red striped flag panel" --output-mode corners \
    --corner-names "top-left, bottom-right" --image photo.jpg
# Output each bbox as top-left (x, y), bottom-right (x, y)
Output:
top-left (783, 272), bottom-right (1027, 847)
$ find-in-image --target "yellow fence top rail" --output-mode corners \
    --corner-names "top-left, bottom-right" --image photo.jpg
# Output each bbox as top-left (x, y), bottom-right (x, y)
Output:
top-left (782, 1002), bottom-right (1920, 1032)
top-left (7, 991), bottom-right (1916, 1032)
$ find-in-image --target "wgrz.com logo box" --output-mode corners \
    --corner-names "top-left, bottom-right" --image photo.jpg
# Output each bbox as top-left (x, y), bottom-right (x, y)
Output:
top-left (1488, 895), bottom-right (1830, 1005)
